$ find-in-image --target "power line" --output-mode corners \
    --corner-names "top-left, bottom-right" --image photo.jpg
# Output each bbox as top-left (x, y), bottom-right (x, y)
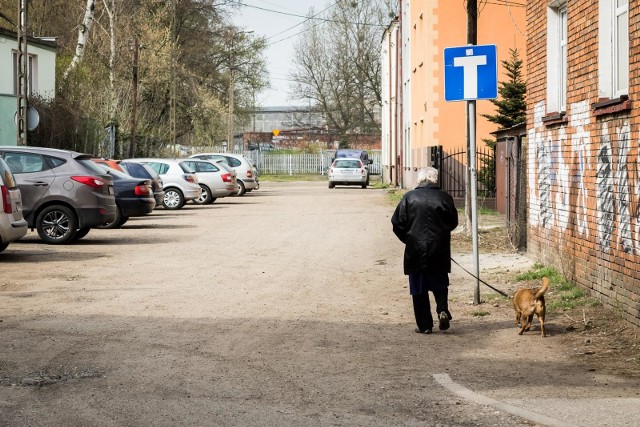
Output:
top-left (232, 0), bottom-right (386, 28)
top-left (265, 1), bottom-right (338, 41)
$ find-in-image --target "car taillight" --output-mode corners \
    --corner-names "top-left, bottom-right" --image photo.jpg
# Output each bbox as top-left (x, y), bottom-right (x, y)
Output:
top-left (71, 176), bottom-right (105, 188)
top-left (183, 174), bottom-right (197, 184)
top-left (246, 170), bottom-right (253, 178)
top-left (134, 184), bottom-right (150, 196)
top-left (222, 173), bottom-right (233, 183)
top-left (330, 168), bottom-right (334, 174)
top-left (1, 186), bottom-right (11, 214)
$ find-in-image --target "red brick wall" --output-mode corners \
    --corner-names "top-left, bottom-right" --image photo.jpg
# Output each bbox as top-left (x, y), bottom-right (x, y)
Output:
top-left (527, 0), bottom-right (640, 327)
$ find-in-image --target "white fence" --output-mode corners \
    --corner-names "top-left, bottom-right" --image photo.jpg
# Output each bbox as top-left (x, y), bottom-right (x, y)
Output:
top-left (244, 151), bottom-right (382, 176)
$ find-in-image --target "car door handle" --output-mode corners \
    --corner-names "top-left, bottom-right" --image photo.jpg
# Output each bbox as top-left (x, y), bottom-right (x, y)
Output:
top-left (29, 181), bottom-right (49, 187)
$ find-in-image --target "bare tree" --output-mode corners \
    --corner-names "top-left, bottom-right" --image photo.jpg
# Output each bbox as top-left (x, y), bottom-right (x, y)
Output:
top-left (291, 0), bottom-right (395, 140)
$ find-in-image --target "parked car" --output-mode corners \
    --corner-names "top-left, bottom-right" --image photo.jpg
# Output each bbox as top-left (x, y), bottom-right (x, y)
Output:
top-left (333, 149), bottom-right (371, 185)
top-left (123, 158), bottom-right (200, 209)
top-left (178, 159), bottom-right (237, 204)
top-left (94, 164), bottom-right (155, 228)
top-left (0, 158), bottom-right (28, 252)
top-left (188, 153), bottom-right (258, 196)
top-left (328, 158), bottom-right (368, 189)
top-left (0, 146), bottom-right (116, 244)
top-left (116, 161), bottom-right (165, 207)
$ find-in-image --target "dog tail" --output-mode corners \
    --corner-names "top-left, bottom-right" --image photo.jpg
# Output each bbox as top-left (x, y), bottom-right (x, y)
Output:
top-left (535, 277), bottom-right (549, 299)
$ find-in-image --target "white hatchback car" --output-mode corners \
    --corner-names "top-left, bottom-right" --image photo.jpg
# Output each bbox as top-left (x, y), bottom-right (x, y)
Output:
top-left (188, 153), bottom-right (258, 196)
top-left (328, 158), bottom-right (368, 189)
top-left (178, 159), bottom-right (237, 204)
top-left (0, 158), bottom-right (28, 252)
top-left (122, 158), bottom-right (200, 209)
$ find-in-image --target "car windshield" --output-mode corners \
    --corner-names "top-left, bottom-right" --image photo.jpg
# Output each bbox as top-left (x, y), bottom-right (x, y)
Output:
top-left (97, 164), bottom-right (131, 179)
top-left (334, 160), bottom-right (361, 169)
top-left (78, 158), bottom-right (110, 175)
top-left (179, 163), bottom-right (195, 173)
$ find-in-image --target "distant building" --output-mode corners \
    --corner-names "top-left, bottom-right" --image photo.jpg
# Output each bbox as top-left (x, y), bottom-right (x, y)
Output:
top-left (238, 106), bottom-right (326, 134)
top-left (0, 27), bottom-right (57, 146)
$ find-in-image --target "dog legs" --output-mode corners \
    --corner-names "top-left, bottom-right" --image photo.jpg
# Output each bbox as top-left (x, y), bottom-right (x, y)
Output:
top-left (538, 315), bottom-right (546, 337)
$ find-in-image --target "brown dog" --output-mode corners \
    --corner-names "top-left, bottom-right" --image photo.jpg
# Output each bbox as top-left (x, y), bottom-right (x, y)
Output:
top-left (513, 277), bottom-right (549, 337)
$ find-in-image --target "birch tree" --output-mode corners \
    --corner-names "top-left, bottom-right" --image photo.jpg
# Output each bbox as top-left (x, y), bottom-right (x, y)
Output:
top-left (62, 0), bottom-right (97, 82)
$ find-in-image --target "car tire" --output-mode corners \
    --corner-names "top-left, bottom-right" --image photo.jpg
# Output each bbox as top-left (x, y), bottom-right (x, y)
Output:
top-left (0, 240), bottom-right (8, 253)
top-left (96, 205), bottom-right (123, 229)
top-left (73, 227), bottom-right (91, 241)
top-left (194, 185), bottom-right (212, 205)
top-left (361, 183), bottom-right (367, 189)
top-left (328, 182), bottom-right (335, 189)
top-left (36, 205), bottom-right (78, 244)
top-left (118, 216), bottom-right (129, 227)
top-left (210, 197), bottom-right (217, 204)
top-left (163, 188), bottom-right (184, 210)
top-left (235, 181), bottom-right (246, 196)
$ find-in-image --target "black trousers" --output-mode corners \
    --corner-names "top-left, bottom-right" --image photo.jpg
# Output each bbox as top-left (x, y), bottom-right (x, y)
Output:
top-left (412, 289), bottom-right (449, 332)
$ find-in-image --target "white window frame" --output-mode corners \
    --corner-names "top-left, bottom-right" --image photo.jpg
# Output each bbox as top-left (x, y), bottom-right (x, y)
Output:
top-left (546, 1), bottom-right (568, 113)
top-left (12, 51), bottom-right (37, 96)
top-left (599, 0), bottom-right (629, 98)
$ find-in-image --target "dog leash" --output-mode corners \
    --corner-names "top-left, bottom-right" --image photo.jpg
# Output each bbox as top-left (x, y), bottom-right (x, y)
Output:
top-left (450, 257), bottom-right (510, 297)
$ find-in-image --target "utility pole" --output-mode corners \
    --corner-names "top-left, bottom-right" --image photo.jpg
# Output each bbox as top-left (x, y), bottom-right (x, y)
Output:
top-left (170, 0), bottom-right (177, 156)
top-left (128, 36), bottom-right (139, 158)
top-left (16, 0), bottom-right (28, 146)
top-left (227, 44), bottom-right (235, 152)
top-left (466, 0), bottom-right (481, 305)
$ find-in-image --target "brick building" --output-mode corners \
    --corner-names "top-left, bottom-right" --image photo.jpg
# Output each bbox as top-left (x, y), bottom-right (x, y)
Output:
top-left (526, 0), bottom-right (639, 326)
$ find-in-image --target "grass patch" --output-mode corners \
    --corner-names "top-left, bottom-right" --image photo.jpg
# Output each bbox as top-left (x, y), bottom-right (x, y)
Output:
top-left (516, 264), bottom-right (600, 312)
top-left (472, 310), bottom-right (491, 317)
top-left (386, 188), bottom-right (405, 205)
top-left (259, 174), bottom-right (327, 182)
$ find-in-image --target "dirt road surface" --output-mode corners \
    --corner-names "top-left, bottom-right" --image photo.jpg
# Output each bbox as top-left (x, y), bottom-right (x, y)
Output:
top-left (1, 181), bottom-right (639, 426)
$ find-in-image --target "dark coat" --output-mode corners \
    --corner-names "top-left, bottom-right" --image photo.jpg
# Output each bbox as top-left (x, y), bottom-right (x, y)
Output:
top-left (391, 183), bottom-right (458, 275)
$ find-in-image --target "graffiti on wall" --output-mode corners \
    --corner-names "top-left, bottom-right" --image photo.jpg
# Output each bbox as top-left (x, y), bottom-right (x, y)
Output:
top-left (528, 100), bottom-right (637, 254)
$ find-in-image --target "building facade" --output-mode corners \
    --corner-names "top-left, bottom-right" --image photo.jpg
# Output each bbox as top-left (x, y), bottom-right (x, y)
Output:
top-left (0, 28), bottom-right (57, 146)
top-left (381, 1), bottom-right (526, 188)
top-left (527, 0), bottom-right (640, 326)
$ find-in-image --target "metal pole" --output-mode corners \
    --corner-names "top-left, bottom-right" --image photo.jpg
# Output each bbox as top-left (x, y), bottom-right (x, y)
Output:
top-left (469, 100), bottom-right (480, 304)
top-left (466, 0), bottom-right (480, 304)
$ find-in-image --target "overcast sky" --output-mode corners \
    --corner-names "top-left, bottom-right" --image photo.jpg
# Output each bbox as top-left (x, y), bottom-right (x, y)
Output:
top-left (232, 0), bottom-right (333, 107)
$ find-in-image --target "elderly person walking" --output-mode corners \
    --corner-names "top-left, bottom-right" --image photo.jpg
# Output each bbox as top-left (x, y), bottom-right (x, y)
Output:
top-left (391, 167), bottom-right (459, 334)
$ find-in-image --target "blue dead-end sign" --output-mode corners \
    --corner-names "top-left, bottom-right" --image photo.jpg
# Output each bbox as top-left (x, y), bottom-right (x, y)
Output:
top-left (444, 44), bottom-right (498, 102)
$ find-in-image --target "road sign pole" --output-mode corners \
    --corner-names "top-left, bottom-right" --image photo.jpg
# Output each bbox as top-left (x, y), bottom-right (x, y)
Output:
top-left (468, 99), bottom-right (480, 305)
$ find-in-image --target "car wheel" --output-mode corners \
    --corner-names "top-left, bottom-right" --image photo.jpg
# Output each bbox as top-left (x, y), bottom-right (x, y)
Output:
top-left (118, 216), bottom-right (129, 227)
top-left (163, 188), bottom-right (184, 210)
top-left (36, 205), bottom-right (78, 244)
top-left (328, 182), bottom-right (335, 189)
top-left (73, 227), bottom-right (91, 241)
top-left (0, 240), bottom-right (8, 253)
top-left (361, 183), bottom-right (367, 189)
top-left (235, 181), bottom-right (246, 196)
top-left (210, 197), bottom-right (217, 204)
top-left (194, 185), bottom-right (212, 205)
top-left (96, 205), bottom-right (123, 229)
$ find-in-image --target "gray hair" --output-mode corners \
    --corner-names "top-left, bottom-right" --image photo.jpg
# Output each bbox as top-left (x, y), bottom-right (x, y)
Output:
top-left (417, 167), bottom-right (439, 186)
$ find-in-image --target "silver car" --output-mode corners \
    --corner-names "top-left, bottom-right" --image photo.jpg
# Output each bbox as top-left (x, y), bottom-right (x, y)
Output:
top-left (0, 146), bottom-right (117, 244)
top-left (328, 158), bottom-right (368, 189)
top-left (188, 153), bottom-right (258, 196)
top-left (0, 158), bottom-right (28, 252)
top-left (123, 158), bottom-right (200, 209)
top-left (178, 159), bottom-right (237, 204)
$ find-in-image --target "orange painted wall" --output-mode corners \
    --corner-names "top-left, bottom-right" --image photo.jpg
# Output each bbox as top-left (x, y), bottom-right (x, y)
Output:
top-left (409, 1), bottom-right (526, 164)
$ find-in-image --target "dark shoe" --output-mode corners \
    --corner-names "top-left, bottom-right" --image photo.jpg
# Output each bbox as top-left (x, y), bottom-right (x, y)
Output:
top-left (438, 311), bottom-right (450, 331)
top-left (415, 327), bottom-right (432, 334)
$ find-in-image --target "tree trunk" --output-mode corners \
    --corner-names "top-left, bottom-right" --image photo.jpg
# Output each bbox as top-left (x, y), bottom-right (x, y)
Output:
top-left (62, 0), bottom-right (96, 82)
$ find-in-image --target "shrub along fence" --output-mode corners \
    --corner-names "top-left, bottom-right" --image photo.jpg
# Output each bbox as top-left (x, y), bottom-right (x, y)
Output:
top-left (244, 151), bottom-right (382, 176)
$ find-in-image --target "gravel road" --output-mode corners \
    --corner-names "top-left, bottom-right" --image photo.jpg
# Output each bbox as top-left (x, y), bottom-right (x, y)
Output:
top-left (0, 181), bottom-right (638, 426)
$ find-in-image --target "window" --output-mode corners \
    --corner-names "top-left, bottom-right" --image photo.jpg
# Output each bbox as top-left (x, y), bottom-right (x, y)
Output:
top-left (547, 1), bottom-right (568, 113)
top-left (2, 152), bottom-right (46, 174)
top-left (599, 0), bottom-right (629, 98)
top-left (12, 51), bottom-right (37, 96)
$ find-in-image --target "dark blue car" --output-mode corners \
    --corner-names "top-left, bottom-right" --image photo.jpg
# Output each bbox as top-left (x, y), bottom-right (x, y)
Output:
top-left (95, 165), bottom-right (155, 229)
